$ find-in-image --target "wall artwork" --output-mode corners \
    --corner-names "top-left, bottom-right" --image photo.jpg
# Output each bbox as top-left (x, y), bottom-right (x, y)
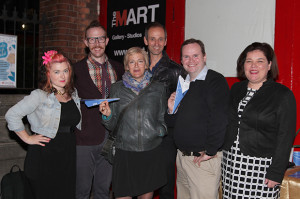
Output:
top-left (0, 34), bottom-right (17, 88)
top-left (106, 0), bottom-right (166, 63)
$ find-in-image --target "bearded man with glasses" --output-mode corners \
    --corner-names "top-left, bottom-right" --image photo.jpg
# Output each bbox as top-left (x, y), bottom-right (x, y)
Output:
top-left (73, 20), bottom-right (124, 199)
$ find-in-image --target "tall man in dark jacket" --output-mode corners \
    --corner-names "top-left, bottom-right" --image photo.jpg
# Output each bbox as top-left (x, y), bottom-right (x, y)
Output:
top-left (74, 20), bottom-right (124, 199)
top-left (166, 39), bottom-right (229, 198)
top-left (144, 22), bottom-right (183, 199)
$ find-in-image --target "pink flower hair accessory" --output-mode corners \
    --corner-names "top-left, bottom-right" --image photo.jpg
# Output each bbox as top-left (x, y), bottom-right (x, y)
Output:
top-left (42, 50), bottom-right (58, 65)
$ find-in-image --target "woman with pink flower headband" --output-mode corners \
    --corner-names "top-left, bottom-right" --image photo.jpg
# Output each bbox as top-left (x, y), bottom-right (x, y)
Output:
top-left (5, 50), bottom-right (81, 199)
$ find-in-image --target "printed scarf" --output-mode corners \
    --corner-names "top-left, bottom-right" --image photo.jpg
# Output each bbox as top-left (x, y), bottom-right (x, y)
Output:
top-left (122, 70), bottom-right (152, 94)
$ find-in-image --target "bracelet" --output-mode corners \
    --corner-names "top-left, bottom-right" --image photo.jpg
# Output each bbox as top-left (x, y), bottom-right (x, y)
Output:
top-left (102, 113), bottom-right (112, 120)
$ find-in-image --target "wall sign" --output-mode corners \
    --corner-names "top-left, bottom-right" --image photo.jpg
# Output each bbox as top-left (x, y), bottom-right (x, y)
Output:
top-left (106, 0), bottom-right (166, 63)
top-left (0, 34), bottom-right (17, 88)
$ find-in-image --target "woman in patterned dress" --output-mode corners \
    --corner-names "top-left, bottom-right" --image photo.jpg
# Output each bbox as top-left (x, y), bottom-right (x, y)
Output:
top-left (221, 42), bottom-right (296, 198)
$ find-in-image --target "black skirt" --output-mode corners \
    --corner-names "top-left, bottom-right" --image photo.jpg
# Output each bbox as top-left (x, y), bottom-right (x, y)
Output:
top-left (112, 144), bottom-right (167, 197)
top-left (25, 131), bottom-right (76, 199)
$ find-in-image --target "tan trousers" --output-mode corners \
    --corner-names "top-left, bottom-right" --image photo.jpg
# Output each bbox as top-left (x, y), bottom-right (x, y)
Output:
top-left (176, 150), bottom-right (222, 199)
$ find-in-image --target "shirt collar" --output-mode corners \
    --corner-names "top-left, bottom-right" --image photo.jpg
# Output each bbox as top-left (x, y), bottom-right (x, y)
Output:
top-left (185, 65), bottom-right (208, 82)
top-left (149, 51), bottom-right (166, 74)
top-left (150, 58), bottom-right (161, 74)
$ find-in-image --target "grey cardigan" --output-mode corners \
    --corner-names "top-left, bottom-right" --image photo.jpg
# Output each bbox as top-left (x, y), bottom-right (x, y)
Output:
top-left (5, 89), bottom-right (81, 138)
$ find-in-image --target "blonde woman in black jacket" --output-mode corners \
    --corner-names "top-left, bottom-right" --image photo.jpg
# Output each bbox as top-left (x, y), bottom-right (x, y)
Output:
top-left (100, 47), bottom-right (167, 199)
top-left (222, 42), bottom-right (296, 199)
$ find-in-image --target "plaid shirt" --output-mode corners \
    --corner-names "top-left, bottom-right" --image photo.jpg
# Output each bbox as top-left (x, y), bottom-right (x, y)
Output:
top-left (87, 54), bottom-right (117, 97)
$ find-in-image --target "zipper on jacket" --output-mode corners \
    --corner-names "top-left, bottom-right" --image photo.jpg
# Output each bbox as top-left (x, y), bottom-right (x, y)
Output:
top-left (137, 102), bottom-right (142, 149)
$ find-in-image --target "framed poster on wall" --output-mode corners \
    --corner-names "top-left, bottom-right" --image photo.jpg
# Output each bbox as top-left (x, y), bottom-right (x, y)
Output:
top-left (0, 34), bottom-right (17, 88)
top-left (100, 0), bottom-right (185, 64)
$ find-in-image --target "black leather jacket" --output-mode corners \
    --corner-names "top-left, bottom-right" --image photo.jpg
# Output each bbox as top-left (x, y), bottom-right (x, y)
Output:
top-left (223, 79), bottom-right (296, 183)
top-left (151, 51), bottom-right (184, 94)
top-left (102, 80), bottom-right (168, 152)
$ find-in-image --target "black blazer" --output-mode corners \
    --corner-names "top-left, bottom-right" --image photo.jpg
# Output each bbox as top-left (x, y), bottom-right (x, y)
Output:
top-left (223, 79), bottom-right (296, 183)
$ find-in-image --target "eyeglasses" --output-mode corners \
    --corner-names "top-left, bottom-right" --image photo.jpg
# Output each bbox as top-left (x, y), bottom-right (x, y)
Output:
top-left (128, 60), bottom-right (145, 66)
top-left (86, 36), bottom-right (106, 44)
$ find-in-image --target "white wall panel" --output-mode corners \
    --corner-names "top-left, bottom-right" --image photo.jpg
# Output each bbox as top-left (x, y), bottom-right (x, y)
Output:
top-left (185, 0), bottom-right (275, 77)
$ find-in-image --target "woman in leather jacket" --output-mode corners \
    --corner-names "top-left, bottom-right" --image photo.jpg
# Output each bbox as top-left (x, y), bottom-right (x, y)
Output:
top-left (100, 47), bottom-right (167, 199)
top-left (221, 42), bottom-right (296, 199)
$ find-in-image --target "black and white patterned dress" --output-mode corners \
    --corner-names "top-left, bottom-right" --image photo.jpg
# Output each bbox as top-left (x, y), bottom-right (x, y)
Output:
top-left (222, 88), bottom-right (280, 199)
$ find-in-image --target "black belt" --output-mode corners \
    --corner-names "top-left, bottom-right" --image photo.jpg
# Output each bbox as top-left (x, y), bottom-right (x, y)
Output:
top-left (180, 150), bottom-right (201, 157)
top-left (58, 126), bottom-right (74, 133)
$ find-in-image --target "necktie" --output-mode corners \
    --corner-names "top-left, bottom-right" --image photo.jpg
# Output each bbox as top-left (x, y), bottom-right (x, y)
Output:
top-left (101, 63), bottom-right (111, 98)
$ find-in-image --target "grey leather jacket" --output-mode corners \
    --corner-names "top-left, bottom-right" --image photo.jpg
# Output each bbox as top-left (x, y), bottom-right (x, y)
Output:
top-left (102, 80), bottom-right (167, 152)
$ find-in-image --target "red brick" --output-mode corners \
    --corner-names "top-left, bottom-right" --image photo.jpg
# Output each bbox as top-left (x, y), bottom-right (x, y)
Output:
top-left (59, 0), bottom-right (74, 4)
top-left (56, 4), bottom-right (69, 10)
top-left (51, 16), bottom-right (70, 23)
top-left (52, 22), bottom-right (75, 29)
top-left (78, 2), bottom-right (87, 8)
top-left (39, 0), bottom-right (98, 62)
top-left (80, 8), bottom-right (90, 14)
top-left (62, 47), bottom-right (75, 53)
top-left (51, 41), bottom-right (68, 46)
top-left (56, 10), bottom-right (77, 17)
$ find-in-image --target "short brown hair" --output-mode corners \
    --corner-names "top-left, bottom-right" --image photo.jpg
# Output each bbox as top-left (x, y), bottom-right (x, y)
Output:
top-left (144, 22), bottom-right (167, 40)
top-left (237, 42), bottom-right (278, 80)
top-left (85, 20), bottom-right (106, 38)
top-left (180, 38), bottom-right (206, 59)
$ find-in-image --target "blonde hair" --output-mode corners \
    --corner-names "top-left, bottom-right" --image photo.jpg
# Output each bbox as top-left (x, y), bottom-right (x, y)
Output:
top-left (123, 47), bottom-right (149, 70)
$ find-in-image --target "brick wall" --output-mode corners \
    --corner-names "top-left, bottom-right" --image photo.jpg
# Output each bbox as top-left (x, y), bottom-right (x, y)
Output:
top-left (39, 0), bottom-right (99, 63)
